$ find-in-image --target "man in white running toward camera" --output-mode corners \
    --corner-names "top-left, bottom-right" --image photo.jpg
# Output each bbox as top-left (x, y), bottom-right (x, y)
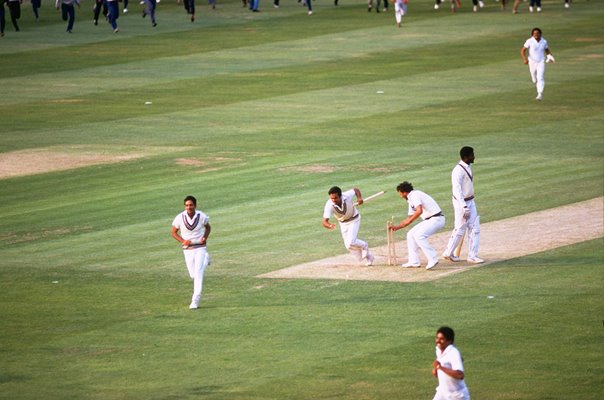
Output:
top-left (521, 27), bottom-right (555, 101)
top-left (323, 186), bottom-right (374, 266)
top-left (171, 195), bottom-right (211, 310)
top-left (442, 146), bottom-right (484, 264)
top-left (389, 181), bottom-right (445, 270)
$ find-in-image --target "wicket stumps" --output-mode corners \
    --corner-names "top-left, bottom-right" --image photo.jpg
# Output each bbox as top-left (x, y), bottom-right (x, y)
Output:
top-left (386, 218), bottom-right (398, 266)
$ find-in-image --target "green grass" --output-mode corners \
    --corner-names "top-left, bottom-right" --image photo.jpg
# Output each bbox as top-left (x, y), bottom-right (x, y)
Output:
top-left (1, 0), bottom-right (603, 399)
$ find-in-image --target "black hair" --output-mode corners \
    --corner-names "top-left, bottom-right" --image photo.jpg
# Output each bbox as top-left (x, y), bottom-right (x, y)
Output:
top-left (436, 326), bottom-right (455, 343)
top-left (184, 195), bottom-right (197, 205)
top-left (328, 186), bottom-right (342, 196)
top-left (459, 146), bottom-right (474, 159)
top-left (531, 27), bottom-right (542, 35)
top-left (396, 181), bottom-right (414, 193)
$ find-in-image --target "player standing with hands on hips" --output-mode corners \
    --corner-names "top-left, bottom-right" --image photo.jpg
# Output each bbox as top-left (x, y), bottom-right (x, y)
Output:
top-left (442, 146), bottom-right (484, 264)
top-left (521, 27), bottom-right (555, 101)
top-left (171, 195), bottom-right (211, 310)
top-left (431, 326), bottom-right (470, 400)
top-left (389, 182), bottom-right (445, 270)
top-left (323, 186), bottom-right (374, 266)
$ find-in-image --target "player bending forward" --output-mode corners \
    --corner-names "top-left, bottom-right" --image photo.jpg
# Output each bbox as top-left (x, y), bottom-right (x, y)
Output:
top-left (323, 186), bottom-right (375, 266)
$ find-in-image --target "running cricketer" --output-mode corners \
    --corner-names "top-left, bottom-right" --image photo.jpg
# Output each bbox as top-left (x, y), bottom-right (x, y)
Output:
top-left (322, 186), bottom-right (374, 266)
top-left (171, 195), bottom-right (211, 310)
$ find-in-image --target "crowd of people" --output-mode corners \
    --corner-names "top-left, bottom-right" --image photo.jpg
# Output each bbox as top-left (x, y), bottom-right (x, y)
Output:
top-left (1, 0), bottom-right (575, 36)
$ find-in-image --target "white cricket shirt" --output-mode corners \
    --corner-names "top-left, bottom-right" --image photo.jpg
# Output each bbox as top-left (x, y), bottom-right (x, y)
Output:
top-left (172, 210), bottom-right (209, 241)
top-left (523, 37), bottom-right (549, 63)
top-left (452, 161), bottom-right (474, 208)
top-left (435, 344), bottom-right (468, 395)
top-left (406, 190), bottom-right (442, 220)
top-left (323, 189), bottom-right (357, 222)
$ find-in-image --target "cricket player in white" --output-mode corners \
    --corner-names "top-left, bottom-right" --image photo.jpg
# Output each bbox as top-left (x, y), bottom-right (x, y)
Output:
top-left (323, 186), bottom-right (374, 266)
top-left (521, 27), bottom-right (554, 101)
top-left (394, 0), bottom-right (407, 28)
top-left (171, 195), bottom-right (211, 310)
top-left (442, 146), bottom-right (484, 264)
top-left (389, 182), bottom-right (445, 270)
top-left (432, 326), bottom-right (470, 400)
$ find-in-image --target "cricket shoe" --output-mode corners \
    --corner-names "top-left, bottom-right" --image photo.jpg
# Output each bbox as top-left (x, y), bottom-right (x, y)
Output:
top-left (467, 257), bottom-right (485, 264)
top-left (442, 254), bottom-right (460, 262)
top-left (365, 253), bottom-right (374, 266)
top-left (426, 259), bottom-right (439, 270)
top-left (536, 93), bottom-right (543, 101)
top-left (401, 262), bottom-right (420, 268)
top-left (189, 302), bottom-right (199, 309)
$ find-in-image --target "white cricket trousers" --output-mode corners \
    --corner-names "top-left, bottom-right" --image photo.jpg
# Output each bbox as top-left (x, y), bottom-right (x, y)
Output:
top-left (183, 246), bottom-right (210, 307)
top-left (406, 216), bottom-right (445, 265)
top-left (339, 216), bottom-right (369, 261)
top-left (432, 387), bottom-right (470, 400)
top-left (395, 2), bottom-right (407, 24)
top-left (443, 199), bottom-right (480, 259)
top-left (528, 60), bottom-right (545, 95)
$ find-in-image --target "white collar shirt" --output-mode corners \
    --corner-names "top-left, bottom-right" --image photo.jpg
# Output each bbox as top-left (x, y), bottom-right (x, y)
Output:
top-left (435, 344), bottom-right (468, 395)
top-left (323, 189), bottom-right (357, 222)
top-left (523, 37), bottom-right (549, 63)
top-left (406, 190), bottom-right (441, 220)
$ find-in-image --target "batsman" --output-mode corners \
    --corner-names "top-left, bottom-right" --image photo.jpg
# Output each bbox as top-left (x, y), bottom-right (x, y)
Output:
top-left (442, 146), bottom-right (484, 264)
top-left (322, 186), bottom-right (376, 266)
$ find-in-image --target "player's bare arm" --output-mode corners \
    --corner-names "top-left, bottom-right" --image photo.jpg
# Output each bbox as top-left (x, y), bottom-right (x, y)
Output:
top-left (520, 46), bottom-right (528, 64)
top-left (390, 205), bottom-right (422, 231)
top-left (432, 360), bottom-right (465, 380)
top-left (323, 218), bottom-right (336, 230)
top-left (353, 187), bottom-right (363, 205)
top-left (171, 226), bottom-right (190, 247)
top-left (201, 223), bottom-right (211, 244)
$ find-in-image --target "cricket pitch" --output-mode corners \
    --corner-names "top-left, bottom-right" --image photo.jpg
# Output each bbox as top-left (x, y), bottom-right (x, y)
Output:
top-left (258, 197), bottom-right (603, 283)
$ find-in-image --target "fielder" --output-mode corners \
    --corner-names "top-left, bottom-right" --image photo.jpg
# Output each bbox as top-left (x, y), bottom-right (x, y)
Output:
top-left (171, 195), bottom-right (211, 310)
top-left (323, 186), bottom-right (374, 266)
top-left (521, 27), bottom-right (555, 101)
top-left (431, 326), bottom-right (470, 400)
top-left (442, 146), bottom-right (484, 264)
top-left (389, 182), bottom-right (445, 270)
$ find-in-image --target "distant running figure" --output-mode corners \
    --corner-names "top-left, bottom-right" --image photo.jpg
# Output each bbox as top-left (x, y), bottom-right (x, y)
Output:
top-left (521, 27), bottom-right (555, 101)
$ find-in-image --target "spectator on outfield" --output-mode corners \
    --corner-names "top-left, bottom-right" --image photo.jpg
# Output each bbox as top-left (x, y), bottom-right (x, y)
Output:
top-left (6, 0), bottom-right (21, 32)
top-left (248, 0), bottom-right (259, 12)
top-left (0, 1), bottom-right (5, 36)
top-left (521, 27), bottom-right (554, 101)
top-left (31, 0), bottom-right (40, 19)
top-left (107, 0), bottom-right (119, 32)
top-left (142, 0), bottom-right (157, 27)
top-left (56, 0), bottom-right (80, 33)
top-left (184, 0), bottom-right (195, 21)
top-left (432, 326), bottom-right (470, 400)
top-left (389, 182), bottom-right (444, 270)
top-left (93, 0), bottom-right (106, 26)
top-left (470, 0), bottom-right (484, 12)
top-left (393, 0), bottom-right (406, 27)
top-left (368, 0), bottom-right (388, 13)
